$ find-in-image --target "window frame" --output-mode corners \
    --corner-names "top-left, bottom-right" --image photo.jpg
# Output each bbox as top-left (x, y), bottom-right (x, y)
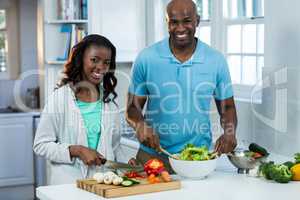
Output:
top-left (0, 1), bottom-right (20, 80)
top-left (199, 0), bottom-right (264, 102)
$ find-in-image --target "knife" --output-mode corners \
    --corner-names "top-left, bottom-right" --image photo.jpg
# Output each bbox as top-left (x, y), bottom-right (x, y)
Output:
top-left (103, 160), bottom-right (144, 172)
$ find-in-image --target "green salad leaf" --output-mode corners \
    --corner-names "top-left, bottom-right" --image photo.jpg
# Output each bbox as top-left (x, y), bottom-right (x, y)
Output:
top-left (179, 144), bottom-right (214, 161)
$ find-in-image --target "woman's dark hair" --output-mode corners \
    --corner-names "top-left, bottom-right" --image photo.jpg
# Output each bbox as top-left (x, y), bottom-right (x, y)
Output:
top-left (58, 34), bottom-right (117, 103)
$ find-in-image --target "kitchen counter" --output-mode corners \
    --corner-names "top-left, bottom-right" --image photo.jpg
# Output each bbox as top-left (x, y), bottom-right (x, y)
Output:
top-left (36, 170), bottom-right (299, 200)
top-left (36, 153), bottom-right (299, 200)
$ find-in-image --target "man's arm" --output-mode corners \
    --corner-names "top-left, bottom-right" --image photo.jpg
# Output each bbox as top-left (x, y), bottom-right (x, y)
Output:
top-left (214, 97), bottom-right (238, 153)
top-left (125, 93), bottom-right (160, 150)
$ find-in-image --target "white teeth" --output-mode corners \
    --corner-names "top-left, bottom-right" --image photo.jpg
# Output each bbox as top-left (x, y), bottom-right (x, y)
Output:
top-left (92, 72), bottom-right (101, 78)
top-left (177, 34), bottom-right (187, 38)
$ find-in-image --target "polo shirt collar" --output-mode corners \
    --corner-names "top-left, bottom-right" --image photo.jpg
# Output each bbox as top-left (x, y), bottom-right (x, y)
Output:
top-left (158, 37), bottom-right (205, 64)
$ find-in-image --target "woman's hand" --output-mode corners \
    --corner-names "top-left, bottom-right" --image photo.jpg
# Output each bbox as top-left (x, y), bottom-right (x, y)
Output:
top-left (69, 145), bottom-right (106, 166)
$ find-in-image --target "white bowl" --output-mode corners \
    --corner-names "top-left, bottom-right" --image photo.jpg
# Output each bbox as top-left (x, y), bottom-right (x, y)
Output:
top-left (169, 155), bottom-right (217, 179)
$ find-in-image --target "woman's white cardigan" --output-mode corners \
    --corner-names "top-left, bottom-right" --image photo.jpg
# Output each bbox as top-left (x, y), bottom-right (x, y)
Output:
top-left (33, 84), bottom-right (129, 185)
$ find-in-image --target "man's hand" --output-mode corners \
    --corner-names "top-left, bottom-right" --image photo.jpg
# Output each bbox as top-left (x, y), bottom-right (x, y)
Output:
top-left (69, 145), bottom-right (106, 166)
top-left (136, 122), bottom-right (160, 151)
top-left (214, 134), bottom-right (237, 154)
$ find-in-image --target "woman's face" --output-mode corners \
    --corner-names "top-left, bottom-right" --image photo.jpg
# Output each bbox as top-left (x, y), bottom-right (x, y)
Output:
top-left (82, 45), bottom-right (112, 86)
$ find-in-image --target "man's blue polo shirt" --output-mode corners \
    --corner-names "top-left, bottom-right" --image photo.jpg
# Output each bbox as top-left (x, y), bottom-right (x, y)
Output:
top-left (128, 38), bottom-right (233, 155)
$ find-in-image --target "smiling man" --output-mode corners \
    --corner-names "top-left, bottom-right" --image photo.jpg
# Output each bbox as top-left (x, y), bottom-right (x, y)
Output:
top-left (126, 0), bottom-right (237, 171)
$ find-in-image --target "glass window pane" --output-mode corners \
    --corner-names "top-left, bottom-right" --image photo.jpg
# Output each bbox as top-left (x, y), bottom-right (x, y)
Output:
top-left (253, 0), bottom-right (264, 17)
top-left (228, 55), bottom-right (241, 84)
top-left (246, 0), bottom-right (253, 18)
top-left (242, 56), bottom-right (256, 85)
top-left (0, 32), bottom-right (7, 72)
top-left (227, 25), bottom-right (241, 53)
top-left (0, 10), bottom-right (6, 29)
top-left (223, 0), bottom-right (229, 18)
top-left (194, 0), bottom-right (211, 20)
top-left (257, 24), bottom-right (264, 53)
top-left (242, 24), bottom-right (256, 53)
top-left (231, 0), bottom-right (238, 19)
top-left (225, 0), bottom-right (264, 19)
top-left (197, 26), bottom-right (211, 45)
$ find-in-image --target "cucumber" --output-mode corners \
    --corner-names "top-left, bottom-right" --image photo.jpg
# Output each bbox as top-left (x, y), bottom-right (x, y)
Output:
top-left (248, 143), bottom-right (269, 156)
top-left (121, 180), bottom-right (134, 187)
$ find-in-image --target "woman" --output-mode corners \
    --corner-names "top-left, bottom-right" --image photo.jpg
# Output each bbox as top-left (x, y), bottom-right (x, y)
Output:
top-left (33, 34), bottom-right (136, 185)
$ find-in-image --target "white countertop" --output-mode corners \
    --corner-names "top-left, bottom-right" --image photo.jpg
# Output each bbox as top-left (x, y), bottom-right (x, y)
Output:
top-left (36, 154), bottom-right (299, 200)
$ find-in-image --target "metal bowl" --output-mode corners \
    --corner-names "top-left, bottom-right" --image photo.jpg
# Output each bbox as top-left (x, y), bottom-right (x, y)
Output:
top-left (227, 149), bottom-right (267, 174)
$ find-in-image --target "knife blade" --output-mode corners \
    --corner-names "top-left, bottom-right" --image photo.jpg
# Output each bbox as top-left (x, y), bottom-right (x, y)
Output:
top-left (103, 160), bottom-right (144, 171)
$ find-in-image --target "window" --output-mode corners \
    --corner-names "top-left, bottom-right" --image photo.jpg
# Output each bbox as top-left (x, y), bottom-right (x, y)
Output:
top-left (0, 10), bottom-right (7, 73)
top-left (0, 0), bottom-right (20, 80)
top-left (193, 0), bottom-right (264, 100)
top-left (193, 0), bottom-right (212, 45)
top-left (223, 0), bottom-right (264, 86)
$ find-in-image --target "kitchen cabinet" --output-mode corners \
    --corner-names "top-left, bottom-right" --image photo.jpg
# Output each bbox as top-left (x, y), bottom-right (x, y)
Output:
top-left (89, 0), bottom-right (146, 62)
top-left (0, 114), bottom-right (35, 199)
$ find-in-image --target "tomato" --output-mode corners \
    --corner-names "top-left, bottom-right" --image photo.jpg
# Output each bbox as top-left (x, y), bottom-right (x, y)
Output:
top-left (124, 171), bottom-right (145, 178)
top-left (252, 152), bottom-right (263, 159)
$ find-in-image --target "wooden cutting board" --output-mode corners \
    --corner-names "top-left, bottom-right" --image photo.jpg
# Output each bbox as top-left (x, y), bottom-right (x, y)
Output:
top-left (76, 178), bottom-right (181, 198)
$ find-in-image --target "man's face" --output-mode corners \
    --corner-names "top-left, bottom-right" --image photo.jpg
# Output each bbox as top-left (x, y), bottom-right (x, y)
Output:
top-left (166, 2), bottom-right (199, 49)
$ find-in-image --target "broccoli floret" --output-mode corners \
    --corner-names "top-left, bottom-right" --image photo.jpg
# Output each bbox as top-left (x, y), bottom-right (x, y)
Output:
top-left (259, 161), bottom-right (275, 180)
top-left (271, 165), bottom-right (292, 183)
top-left (282, 161), bottom-right (295, 169)
top-left (295, 153), bottom-right (300, 164)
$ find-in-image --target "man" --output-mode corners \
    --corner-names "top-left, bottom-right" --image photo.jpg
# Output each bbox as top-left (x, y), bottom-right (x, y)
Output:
top-left (126, 0), bottom-right (237, 170)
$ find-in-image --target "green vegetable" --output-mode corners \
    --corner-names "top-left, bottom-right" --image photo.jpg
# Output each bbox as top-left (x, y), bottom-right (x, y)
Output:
top-left (283, 161), bottom-right (295, 169)
top-left (122, 176), bottom-right (140, 185)
top-left (259, 162), bottom-right (292, 183)
top-left (259, 161), bottom-right (275, 180)
top-left (294, 153), bottom-right (300, 164)
top-left (121, 180), bottom-right (134, 187)
top-left (244, 151), bottom-right (255, 158)
top-left (271, 165), bottom-right (292, 183)
top-left (248, 143), bottom-right (269, 157)
top-left (179, 144), bottom-right (213, 161)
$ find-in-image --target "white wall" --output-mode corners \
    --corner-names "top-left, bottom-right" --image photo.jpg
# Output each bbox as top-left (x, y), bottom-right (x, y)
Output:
top-left (0, 0), bottom-right (38, 108)
top-left (252, 0), bottom-right (300, 156)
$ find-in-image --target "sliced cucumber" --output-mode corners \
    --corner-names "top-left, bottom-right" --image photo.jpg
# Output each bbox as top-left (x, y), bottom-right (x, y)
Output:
top-left (121, 180), bottom-right (134, 187)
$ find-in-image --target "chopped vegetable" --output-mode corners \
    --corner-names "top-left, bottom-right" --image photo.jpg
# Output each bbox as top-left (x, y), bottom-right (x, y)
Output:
top-left (179, 144), bottom-right (214, 161)
top-left (124, 171), bottom-right (145, 178)
top-left (161, 171), bottom-right (171, 182)
top-left (144, 159), bottom-right (165, 175)
top-left (147, 174), bottom-right (161, 184)
top-left (121, 180), bottom-right (134, 187)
